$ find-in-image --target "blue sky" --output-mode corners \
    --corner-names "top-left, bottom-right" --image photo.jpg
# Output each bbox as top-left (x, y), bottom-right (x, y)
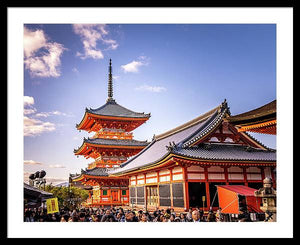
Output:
top-left (23, 24), bottom-right (276, 184)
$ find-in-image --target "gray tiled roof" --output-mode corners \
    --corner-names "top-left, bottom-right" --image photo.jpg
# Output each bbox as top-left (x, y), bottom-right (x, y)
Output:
top-left (110, 103), bottom-right (225, 175)
top-left (86, 99), bottom-right (150, 118)
top-left (83, 167), bottom-right (109, 177)
top-left (172, 143), bottom-right (276, 162)
top-left (84, 137), bottom-right (149, 147)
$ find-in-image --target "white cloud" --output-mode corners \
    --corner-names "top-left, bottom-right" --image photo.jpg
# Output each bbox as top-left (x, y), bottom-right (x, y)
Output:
top-left (121, 61), bottom-right (144, 73)
top-left (24, 96), bottom-right (37, 115)
top-left (24, 160), bottom-right (43, 165)
top-left (35, 110), bottom-right (72, 118)
top-left (24, 28), bottom-right (47, 58)
top-left (24, 108), bottom-right (37, 115)
top-left (73, 24), bottom-right (118, 60)
top-left (121, 56), bottom-right (149, 73)
top-left (23, 96), bottom-right (75, 137)
top-left (135, 84), bottom-right (166, 93)
top-left (48, 164), bottom-right (66, 169)
top-left (24, 26), bottom-right (66, 78)
top-left (23, 95), bottom-right (72, 136)
top-left (24, 96), bottom-right (35, 107)
top-left (24, 116), bottom-right (56, 137)
top-left (24, 160), bottom-right (65, 168)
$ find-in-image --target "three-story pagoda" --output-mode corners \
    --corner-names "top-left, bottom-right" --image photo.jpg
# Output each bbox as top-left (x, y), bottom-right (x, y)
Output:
top-left (71, 59), bottom-right (150, 208)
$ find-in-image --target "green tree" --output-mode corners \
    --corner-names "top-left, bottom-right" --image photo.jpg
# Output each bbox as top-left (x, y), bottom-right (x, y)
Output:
top-left (44, 184), bottom-right (89, 210)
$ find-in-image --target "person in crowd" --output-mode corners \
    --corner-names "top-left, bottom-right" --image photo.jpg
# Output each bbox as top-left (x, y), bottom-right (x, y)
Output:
top-left (60, 216), bottom-right (67, 222)
top-left (174, 217), bottom-right (181, 222)
top-left (186, 208), bottom-right (193, 222)
top-left (162, 216), bottom-right (169, 222)
top-left (116, 212), bottom-right (125, 222)
top-left (24, 208), bottom-right (33, 222)
top-left (179, 213), bottom-right (187, 222)
top-left (164, 208), bottom-right (171, 219)
top-left (124, 211), bottom-right (136, 222)
top-left (169, 214), bottom-right (176, 222)
top-left (140, 213), bottom-right (149, 222)
top-left (78, 212), bottom-right (86, 222)
top-left (153, 207), bottom-right (160, 218)
top-left (100, 209), bottom-right (116, 222)
top-left (238, 208), bottom-right (252, 222)
top-left (216, 207), bottom-right (223, 222)
top-left (137, 210), bottom-right (143, 221)
top-left (207, 209), bottom-right (216, 222)
top-left (192, 210), bottom-right (201, 222)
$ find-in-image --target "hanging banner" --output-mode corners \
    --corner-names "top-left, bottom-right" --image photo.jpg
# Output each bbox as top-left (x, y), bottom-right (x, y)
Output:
top-left (46, 198), bottom-right (59, 214)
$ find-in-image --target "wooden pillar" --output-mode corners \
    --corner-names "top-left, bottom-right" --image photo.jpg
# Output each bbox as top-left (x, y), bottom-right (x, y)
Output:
top-left (261, 167), bottom-right (265, 182)
top-left (224, 166), bottom-right (229, 185)
top-left (110, 189), bottom-right (113, 208)
top-left (271, 167), bottom-right (276, 189)
top-left (144, 173), bottom-right (147, 210)
top-left (118, 188), bottom-right (121, 204)
top-left (204, 167), bottom-right (210, 211)
top-left (156, 171), bottom-right (160, 208)
top-left (243, 167), bottom-right (248, 186)
top-left (182, 166), bottom-right (189, 211)
top-left (169, 168), bottom-right (174, 208)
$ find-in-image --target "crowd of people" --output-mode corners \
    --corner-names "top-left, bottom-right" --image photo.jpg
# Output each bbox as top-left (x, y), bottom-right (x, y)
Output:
top-left (24, 206), bottom-right (230, 222)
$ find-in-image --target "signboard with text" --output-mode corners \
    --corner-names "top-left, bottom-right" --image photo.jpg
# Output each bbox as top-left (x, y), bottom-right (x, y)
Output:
top-left (46, 198), bottom-right (59, 214)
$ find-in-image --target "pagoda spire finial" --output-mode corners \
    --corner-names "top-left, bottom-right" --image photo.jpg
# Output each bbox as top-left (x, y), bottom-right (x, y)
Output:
top-left (107, 59), bottom-right (114, 102)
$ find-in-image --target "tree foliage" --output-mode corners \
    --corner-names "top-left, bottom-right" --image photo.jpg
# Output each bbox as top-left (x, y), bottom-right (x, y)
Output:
top-left (44, 184), bottom-right (89, 210)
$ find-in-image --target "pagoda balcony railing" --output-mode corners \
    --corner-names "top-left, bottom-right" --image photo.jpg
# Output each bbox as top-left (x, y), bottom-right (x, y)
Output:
top-left (87, 159), bottom-right (126, 169)
top-left (92, 130), bottom-right (133, 140)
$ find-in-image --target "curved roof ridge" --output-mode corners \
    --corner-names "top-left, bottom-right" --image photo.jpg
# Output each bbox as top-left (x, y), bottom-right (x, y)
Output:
top-left (155, 104), bottom-right (222, 141)
top-left (87, 99), bottom-right (151, 118)
top-left (228, 99), bottom-right (276, 122)
top-left (181, 102), bottom-right (229, 148)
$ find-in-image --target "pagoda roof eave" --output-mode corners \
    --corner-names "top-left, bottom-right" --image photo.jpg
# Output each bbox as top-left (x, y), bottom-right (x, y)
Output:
top-left (71, 174), bottom-right (85, 182)
top-left (86, 111), bottom-right (151, 121)
top-left (76, 110), bottom-right (150, 132)
top-left (86, 99), bottom-right (151, 119)
top-left (74, 138), bottom-right (149, 155)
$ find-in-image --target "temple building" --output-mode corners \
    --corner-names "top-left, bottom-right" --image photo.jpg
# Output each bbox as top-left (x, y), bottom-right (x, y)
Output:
top-left (70, 59), bottom-right (276, 211)
top-left (70, 59), bottom-right (150, 208)
top-left (110, 100), bottom-right (276, 212)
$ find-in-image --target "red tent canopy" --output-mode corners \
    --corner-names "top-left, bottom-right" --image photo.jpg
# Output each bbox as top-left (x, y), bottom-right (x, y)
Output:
top-left (218, 185), bottom-right (258, 196)
top-left (217, 185), bottom-right (263, 214)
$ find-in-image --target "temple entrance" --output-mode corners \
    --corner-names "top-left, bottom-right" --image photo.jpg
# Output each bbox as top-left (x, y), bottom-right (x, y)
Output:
top-left (188, 182), bottom-right (207, 208)
top-left (146, 186), bottom-right (158, 207)
top-left (111, 190), bottom-right (119, 202)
